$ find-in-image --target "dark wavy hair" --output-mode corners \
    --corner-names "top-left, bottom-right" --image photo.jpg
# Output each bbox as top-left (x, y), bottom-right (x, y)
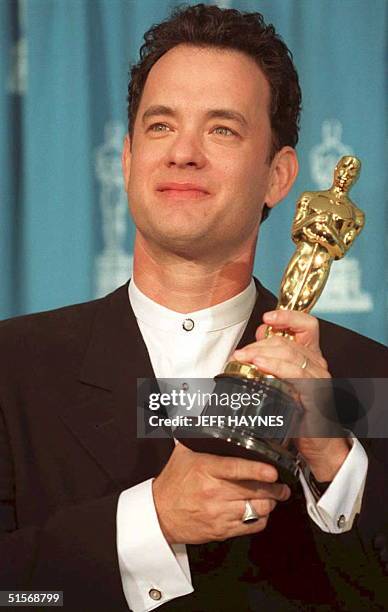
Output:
top-left (127, 3), bottom-right (302, 221)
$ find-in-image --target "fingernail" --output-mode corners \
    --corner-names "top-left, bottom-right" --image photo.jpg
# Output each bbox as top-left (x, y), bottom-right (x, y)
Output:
top-left (283, 485), bottom-right (291, 499)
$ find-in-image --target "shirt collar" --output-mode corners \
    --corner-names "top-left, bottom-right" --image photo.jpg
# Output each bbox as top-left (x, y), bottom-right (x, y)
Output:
top-left (128, 277), bottom-right (257, 333)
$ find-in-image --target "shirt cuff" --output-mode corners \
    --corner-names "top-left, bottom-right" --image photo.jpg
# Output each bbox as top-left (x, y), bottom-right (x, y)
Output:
top-left (299, 437), bottom-right (368, 533)
top-left (117, 478), bottom-right (193, 612)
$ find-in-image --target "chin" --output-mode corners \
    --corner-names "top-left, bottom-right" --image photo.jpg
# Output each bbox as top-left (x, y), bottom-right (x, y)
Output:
top-left (140, 216), bottom-right (209, 241)
top-left (145, 226), bottom-right (217, 258)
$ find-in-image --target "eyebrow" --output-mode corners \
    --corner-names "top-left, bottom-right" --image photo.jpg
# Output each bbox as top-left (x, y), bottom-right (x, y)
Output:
top-left (206, 109), bottom-right (248, 129)
top-left (142, 105), bottom-right (176, 123)
top-left (141, 105), bottom-right (248, 129)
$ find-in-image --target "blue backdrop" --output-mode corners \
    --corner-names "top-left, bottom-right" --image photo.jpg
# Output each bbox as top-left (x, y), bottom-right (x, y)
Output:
top-left (1, 0), bottom-right (387, 344)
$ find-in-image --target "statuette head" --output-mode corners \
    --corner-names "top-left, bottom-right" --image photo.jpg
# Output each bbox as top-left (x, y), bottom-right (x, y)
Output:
top-left (333, 156), bottom-right (361, 191)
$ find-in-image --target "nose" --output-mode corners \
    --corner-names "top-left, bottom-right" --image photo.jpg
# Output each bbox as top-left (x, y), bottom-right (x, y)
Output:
top-left (165, 130), bottom-right (207, 170)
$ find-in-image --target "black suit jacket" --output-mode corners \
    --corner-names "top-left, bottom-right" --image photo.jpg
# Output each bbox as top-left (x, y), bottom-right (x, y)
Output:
top-left (1, 280), bottom-right (388, 611)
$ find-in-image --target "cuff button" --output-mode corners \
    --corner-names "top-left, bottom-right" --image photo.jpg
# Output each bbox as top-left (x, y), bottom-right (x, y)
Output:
top-left (149, 589), bottom-right (162, 601)
top-left (337, 514), bottom-right (346, 529)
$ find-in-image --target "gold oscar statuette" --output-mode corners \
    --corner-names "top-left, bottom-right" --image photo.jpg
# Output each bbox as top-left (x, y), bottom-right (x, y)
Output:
top-left (176, 156), bottom-right (364, 484)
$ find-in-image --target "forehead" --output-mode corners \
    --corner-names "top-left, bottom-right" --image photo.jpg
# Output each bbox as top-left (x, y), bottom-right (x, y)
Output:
top-left (139, 44), bottom-right (271, 120)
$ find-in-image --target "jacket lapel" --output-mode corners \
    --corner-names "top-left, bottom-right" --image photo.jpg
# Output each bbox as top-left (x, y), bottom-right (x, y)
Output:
top-left (61, 282), bottom-right (174, 488)
top-left (236, 278), bottom-right (277, 349)
top-left (60, 278), bottom-right (277, 488)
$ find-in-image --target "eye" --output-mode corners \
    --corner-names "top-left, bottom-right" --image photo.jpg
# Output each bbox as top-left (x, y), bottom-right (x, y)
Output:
top-left (212, 126), bottom-right (236, 136)
top-left (148, 122), bottom-right (171, 132)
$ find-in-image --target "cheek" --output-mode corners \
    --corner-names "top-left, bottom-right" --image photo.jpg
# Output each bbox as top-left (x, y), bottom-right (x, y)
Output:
top-left (245, 152), bottom-right (271, 199)
top-left (130, 135), bottom-right (162, 174)
top-left (128, 153), bottom-right (155, 198)
top-left (219, 155), bottom-right (268, 201)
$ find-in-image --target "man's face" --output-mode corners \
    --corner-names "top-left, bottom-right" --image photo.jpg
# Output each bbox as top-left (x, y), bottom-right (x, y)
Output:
top-left (123, 44), bottom-right (283, 259)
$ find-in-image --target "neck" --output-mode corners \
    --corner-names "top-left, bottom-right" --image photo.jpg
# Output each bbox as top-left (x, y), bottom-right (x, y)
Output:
top-left (132, 233), bottom-right (257, 313)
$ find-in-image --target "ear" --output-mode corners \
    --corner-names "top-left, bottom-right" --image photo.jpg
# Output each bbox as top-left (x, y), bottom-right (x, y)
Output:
top-left (122, 134), bottom-right (132, 193)
top-left (264, 147), bottom-right (299, 209)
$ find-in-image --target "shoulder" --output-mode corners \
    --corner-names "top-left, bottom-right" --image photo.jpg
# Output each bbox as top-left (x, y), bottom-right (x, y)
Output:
top-left (0, 296), bottom-right (99, 350)
top-left (0, 284), bottom-right (127, 375)
top-left (318, 317), bottom-right (388, 377)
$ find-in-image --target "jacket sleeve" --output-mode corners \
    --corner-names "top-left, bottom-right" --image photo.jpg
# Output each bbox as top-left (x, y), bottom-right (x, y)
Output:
top-left (0, 406), bottom-right (129, 612)
top-left (310, 438), bottom-right (388, 610)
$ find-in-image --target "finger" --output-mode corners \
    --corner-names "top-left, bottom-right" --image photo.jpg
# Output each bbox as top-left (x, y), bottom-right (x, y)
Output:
top-left (204, 455), bottom-right (278, 483)
top-left (235, 334), bottom-right (297, 353)
top-left (260, 348), bottom-right (326, 374)
top-left (232, 334), bottom-right (296, 358)
top-left (260, 333), bottom-right (326, 359)
top-left (233, 343), bottom-right (328, 377)
top-left (251, 354), bottom-right (330, 380)
top-left (255, 324), bottom-right (268, 341)
top-left (229, 498), bottom-right (278, 520)
top-left (250, 354), bottom-right (314, 379)
top-left (263, 310), bottom-right (321, 349)
top-left (223, 480), bottom-right (291, 502)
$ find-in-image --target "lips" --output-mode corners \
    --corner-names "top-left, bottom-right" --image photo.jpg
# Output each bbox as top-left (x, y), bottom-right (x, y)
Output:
top-left (156, 182), bottom-right (210, 198)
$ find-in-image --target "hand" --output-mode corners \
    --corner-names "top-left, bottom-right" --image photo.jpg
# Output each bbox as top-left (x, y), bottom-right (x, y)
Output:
top-left (152, 442), bottom-right (291, 545)
top-left (232, 309), bottom-right (350, 482)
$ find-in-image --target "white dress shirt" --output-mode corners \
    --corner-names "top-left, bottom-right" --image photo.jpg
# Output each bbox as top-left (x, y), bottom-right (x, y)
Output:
top-left (117, 278), bottom-right (368, 612)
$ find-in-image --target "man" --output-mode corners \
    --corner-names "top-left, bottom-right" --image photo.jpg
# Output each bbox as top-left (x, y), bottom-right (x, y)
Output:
top-left (1, 4), bottom-right (387, 611)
